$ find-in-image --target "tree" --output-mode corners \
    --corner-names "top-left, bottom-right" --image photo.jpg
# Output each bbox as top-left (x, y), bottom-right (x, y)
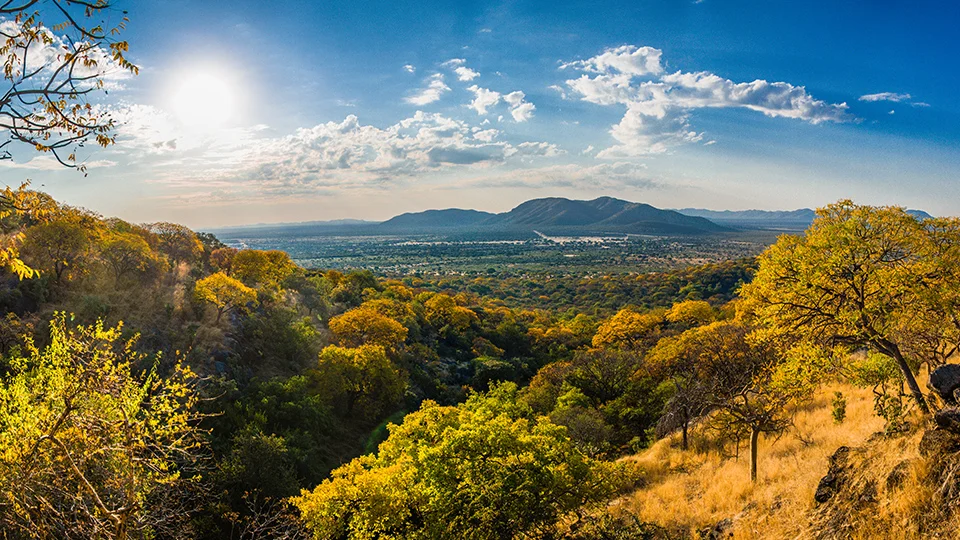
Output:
top-left (314, 344), bottom-right (405, 418)
top-left (0, 315), bottom-right (203, 538)
top-left (665, 322), bottom-right (823, 481)
top-left (592, 309), bottom-right (664, 350)
top-left (99, 230), bottom-right (162, 282)
top-left (233, 249), bottom-right (297, 290)
top-left (328, 306), bottom-right (408, 352)
top-left (209, 246), bottom-right (238, 274)
top-left (0, 1), bottom-right (137, 168)
top-left (194, 271), bottom-right (258, 323)
top-left (292, 383), bottom-right (632, 540)
top-left (741, 201), bottom-right (943, 413)
top-left (646, 330), bottom-right (715, 452)
top-left (20, 217), bottom-right (92, 283)
top-left (146, 222), bottom-right (203, 268)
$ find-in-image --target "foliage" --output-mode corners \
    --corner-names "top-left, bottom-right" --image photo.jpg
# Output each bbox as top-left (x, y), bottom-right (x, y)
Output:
top-left (0, 0), bottom-right (137, 167)
top-left (591, 309), bottom-right (664, 350)
top-left (831, 391), bottom-right (847, 424)
top-left (315, 345), bottom-right (406, 419)
top-left (293, 383), bottom-right (634, 540)
top-left (328, 307), bottom-right (408, 352)
top-left (233, 249), bottom-right (298, 290)
top-left (0, 315), bottom-right (202, 538)
top-left (195, 272), bottom-right (258, 322)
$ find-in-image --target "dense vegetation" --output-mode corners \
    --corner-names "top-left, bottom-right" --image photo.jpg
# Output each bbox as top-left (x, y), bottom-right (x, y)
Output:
top-left (1, 192), bottom-right (959, 538)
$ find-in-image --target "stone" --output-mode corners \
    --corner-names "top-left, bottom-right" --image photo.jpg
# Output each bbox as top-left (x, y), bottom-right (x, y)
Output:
top-left (919, 429), bottom-right (960, 457)
top-left (935, 406), bottom-right (960, 434)
top-left (885, 459), bottom-right (913, 492)
top-left (929, 364), bottom-right (960, 404)
top-left (815, 446), bottom-right (852, 504)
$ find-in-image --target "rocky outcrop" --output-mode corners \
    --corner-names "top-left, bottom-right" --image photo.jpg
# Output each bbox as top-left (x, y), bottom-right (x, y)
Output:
top-left (814, 446), bottom-right (854, 504)
top-left (929, 364), bottom-right (960, 404)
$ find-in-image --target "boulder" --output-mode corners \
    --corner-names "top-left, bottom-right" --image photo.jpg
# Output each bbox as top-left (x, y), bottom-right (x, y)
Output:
top-left (929, 364), bottom-right (960, 404)
top-left (919, 429), bottom-right (960, 457)
top-left (935, 407), bottom-right (960, 434)
top-left (815, 446), bottom-right (852, 504)
top-left (698, 518), bottom-right (733, 539)
top-left (885, 459), bottom-right (914, 492)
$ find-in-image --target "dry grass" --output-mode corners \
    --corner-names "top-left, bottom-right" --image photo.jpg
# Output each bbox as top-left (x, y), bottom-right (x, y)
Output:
top-left (618, 382), bottom-right (902, 538)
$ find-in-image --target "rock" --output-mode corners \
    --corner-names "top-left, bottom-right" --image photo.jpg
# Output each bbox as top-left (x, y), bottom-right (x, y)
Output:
top-left (919, 429), bottom-right (960, 457)
top-left (935, 407), bottom-right (960, 434)
top-left (815, 446), bottom-right (852, 504)
top-left (929, 364), bottom-right (960, 404)
top-left (885, 459), bottom-right (913, 492)
top-left (698, 518), bottom-right (733, 539)
top-left (858, 480), bottom-right (877, 505)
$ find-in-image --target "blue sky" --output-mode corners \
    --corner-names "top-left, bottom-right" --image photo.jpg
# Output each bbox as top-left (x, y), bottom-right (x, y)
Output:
top-left (2, 0), bottom-right (959, 227)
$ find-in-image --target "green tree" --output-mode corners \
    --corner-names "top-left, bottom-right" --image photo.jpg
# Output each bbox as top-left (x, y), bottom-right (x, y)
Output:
top-left (20, 218), bottom-right (93, 283)
top-left (592, 309), bottom-right (664, 350)
top-left (195, 272), bottom-right (258, 323)
top-left (233, 249), bottom-right (298, 290)
top-left (146, 222), bottom-right (204, 268)
top-left (314, 344), bottom-right (406, 418)
top-left (0, 315), bottom-right (202, 538)
top-left (293, 383), bottom-right (632, 540)
top-left (99, 231), bottom-right (163, 282)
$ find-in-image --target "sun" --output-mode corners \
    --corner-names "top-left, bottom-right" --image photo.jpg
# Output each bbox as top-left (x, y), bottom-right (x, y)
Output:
top-left (170, 70), bottom-right (237, 129)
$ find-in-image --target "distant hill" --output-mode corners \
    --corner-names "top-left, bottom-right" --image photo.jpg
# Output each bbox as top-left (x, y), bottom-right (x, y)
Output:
top-left (380, 209), bottom-right (496, 230)
top-left (677, 207), bottom-right (934, 230)
top-left (378, 197), bottom-right (726, 235)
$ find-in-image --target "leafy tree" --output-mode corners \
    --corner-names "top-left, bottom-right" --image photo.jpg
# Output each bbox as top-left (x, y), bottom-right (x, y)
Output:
top-left (683, 322), bottom-right (824, 481)
top-left (0, 315), bottom-right (202, 538)
top-left (741, 201), bottom-right (940, 412)
top-left (424, 292), bottom-right (478, 334)
top-left (314, 344), bottom-right (406, 418)
top-left (592, 309), bottom-right (664, 350)
top-left (99, 230), bottom-right (163, 282)
top-left (146, 222), bottom-right (204, 268)
top-left (664, 300), bottom-right (715, 327)
top-left (209, 246), bottom-right (238, 274)
top-left (20, 218), bottom-right (93, 283)
top-left (293, 383), bottom-right (632, 540)
top-left (328, 306), bottom-right (408, 352)
top-left (233, 249), bottom-right (298, 290)
top-left (195, 272), bottom-right (258, 322)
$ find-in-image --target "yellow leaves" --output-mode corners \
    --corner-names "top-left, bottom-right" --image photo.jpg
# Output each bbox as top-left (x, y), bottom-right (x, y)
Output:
top-left (329, 307), bottom-right (408, 351)
top-left (194, 272), bottom-right (258, 321)
top-left (592, 308), bottom-right (664, 349)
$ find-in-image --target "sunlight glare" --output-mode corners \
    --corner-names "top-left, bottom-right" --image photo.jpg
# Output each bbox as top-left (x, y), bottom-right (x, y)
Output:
top-left (171, 70), bottom-right (237, 129)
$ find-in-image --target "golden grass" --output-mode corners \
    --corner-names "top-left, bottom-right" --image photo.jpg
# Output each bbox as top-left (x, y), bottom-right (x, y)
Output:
top-left (619, 382), bottom-right (897, 538)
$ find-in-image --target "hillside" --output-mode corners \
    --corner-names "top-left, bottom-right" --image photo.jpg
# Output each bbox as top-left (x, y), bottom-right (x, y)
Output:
top-left (380, 197), bottom-right (727, 234)
top-left (379, 208), bottom-right (496, 230)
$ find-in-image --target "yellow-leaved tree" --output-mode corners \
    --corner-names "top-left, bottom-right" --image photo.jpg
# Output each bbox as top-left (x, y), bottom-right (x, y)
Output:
top-left (0, 315), bottom-right (203, 538)
top-left (194, 271), bottom-right (259, 322)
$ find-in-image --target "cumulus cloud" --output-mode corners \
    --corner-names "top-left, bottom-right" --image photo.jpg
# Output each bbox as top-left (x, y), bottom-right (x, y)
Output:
top-left (466, 85), bottom-right (502, 115)
top-left (561, 45), bottom-right (663, 77)
top-left (859, 92), bottom-right (911, 102)
top-left (455, 66), bottom-right (480, 81)
top-left (405, 74), bottom-right (450, 105)
top-left (403, 64), bottom-right (416, 73)
top-left (504, 91), bottom-right (536, 122)
top-left (562, 44), bottom-right (852, 156)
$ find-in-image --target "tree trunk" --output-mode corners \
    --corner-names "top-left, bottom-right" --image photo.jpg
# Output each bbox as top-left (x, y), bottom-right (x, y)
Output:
top-left (749, 428), bottom-right (760, 483)
top-left (886, 345), bottom-right (930, 414)
top-left (681, 419), bottom-right (688, 451)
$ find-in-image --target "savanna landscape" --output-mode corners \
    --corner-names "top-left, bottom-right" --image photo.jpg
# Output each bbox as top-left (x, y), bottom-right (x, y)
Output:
top-left (1, 1), bottom-right (958, 539)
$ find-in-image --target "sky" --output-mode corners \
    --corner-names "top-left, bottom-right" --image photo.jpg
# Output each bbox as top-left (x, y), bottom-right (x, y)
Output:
top-left (2, 0), bottom-right (959, 228)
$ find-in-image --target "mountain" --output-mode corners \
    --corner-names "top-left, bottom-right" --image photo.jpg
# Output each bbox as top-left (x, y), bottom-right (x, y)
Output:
top-left (378, 197), bottom-right (726, 235)
top-left (380, 209), bottom-right (496, 230)
top-left (677, 207), bottom-right (934, 230)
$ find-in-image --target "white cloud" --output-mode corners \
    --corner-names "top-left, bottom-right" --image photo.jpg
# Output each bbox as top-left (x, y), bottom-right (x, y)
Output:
top-left (548, 84), bottom-right (568, 99)
top-left (403, 64), bottom-right (416, 73)
top-left (562, 45), bottom-right (852, 156)
top-left (466, 85), bottom-right (501, 115)
top-left (502, 91), bottom-right (536, 122)
top-left (405, 74), bottom-right (450, 105)
top-left (561, 45), bottom-right (663, 77)
top-left (455, 66), bottom-right (480, 81)
top-left (859, 92), bottom-right (911, 102)
top-left (442, 58), bottom-right (466, 67)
